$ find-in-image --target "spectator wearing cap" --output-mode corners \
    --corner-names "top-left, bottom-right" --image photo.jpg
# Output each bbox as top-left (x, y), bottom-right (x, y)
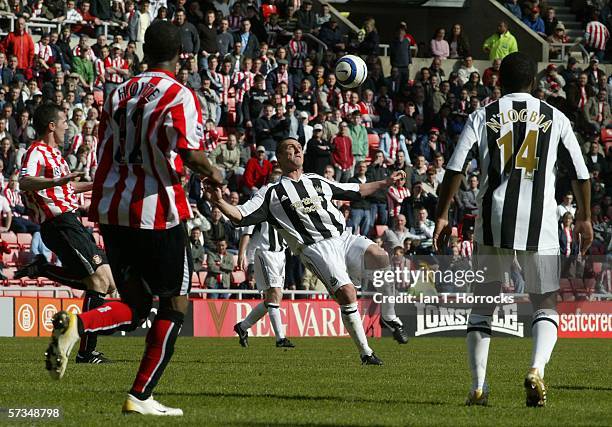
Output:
top-left (296, 110), bottom-right (313, 149)
top-left (457, 55), bottom-right (479, 86)
top-left (538, 64), bottom-right (566, 99)
top-left (243, 145), bottom-right (273, 195)
top-left (483, 21), bottom-right (518, 60)
top-left (584, 10), bottom-right (610, 62)
top-left (583, 89), bottom-right (612, 133)
top-left (547, 22), bottom-right (570, 60)
top-left (4, 17), bottom-right (34, 70)
top-left (584, 57), bottom-right (603, 89)
top-left (523, 6), bottom-right (546, 38)
top-left (304, 123), bottom-right (331, 175)
top-left (295, 0), bottom-right (316, 33)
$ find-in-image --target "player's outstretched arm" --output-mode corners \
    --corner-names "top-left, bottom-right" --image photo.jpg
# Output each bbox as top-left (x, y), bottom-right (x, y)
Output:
top-left (572, 179), bottom-right (593, 256)
top-left (206, 184), bottom-right (244, 224)
top-left (19, 171), bottom-right (85, 192)
top-left (433, 170), bottom-right (464, 253)
top-left (179, 149), bottom-right (224, 186)
top-left (358, 170), bottom-right (405, 197)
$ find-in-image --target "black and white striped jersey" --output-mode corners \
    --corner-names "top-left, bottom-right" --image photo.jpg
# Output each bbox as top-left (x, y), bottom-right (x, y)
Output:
top-left (236, 173), bottom-right (361, 253)
top-left (447, 92), bottom-right (589, 251)
top-left (244, 221), bottom-right (287, 253)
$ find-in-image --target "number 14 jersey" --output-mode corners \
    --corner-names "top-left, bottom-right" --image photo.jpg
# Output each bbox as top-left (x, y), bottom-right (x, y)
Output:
top-left (447, 92), bottom-right (589, 251)
top-left (90, 69), bottom-right (204, 229)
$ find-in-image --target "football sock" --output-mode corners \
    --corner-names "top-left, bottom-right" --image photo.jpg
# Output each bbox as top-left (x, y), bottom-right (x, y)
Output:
top-left (240, 302), bottom-right (267, 330)
top-left (466, 313), bottom-right (492, 391)
top-left (130, 310), bottom-right (184, 401)
top-left (365, 267), bottom-right (402, 324)
top-left (341, 302), bottom-right (373, 357)
top-left (78, 290), bottom-right (105, 355)
top-left (531, 309), bottom-right (559, 378)
top-left (77, 301), bottom-right (134, 336)
top-left (266, 303), bottom-right (285, 340)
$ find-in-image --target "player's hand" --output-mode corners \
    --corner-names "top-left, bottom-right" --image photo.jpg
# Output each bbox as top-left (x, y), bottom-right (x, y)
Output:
top-left (433, 217), bottom-right (451, 254)
top-left (203, 180), bottom-right (224, 202)
top-left (55, 171), bottom-right (85, 186)
top-left (574, 219), bottom-right (593, 256)
top-left (238, 254), bottom-right (248, 272)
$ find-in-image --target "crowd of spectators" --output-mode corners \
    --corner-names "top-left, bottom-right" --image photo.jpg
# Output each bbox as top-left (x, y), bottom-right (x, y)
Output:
top-left (0, 0), bottom-right (608, 296)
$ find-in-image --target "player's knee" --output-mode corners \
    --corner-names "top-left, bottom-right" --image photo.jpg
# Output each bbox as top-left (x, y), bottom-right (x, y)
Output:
top-left (160, 295), bottom-right (189, 315)
top-left (530, 291), bottom-right (558, 310)
top-left (364, 245), bottom-right (389, 270)
top-left (335, 284), bottom-right (357, 305)
top-left (265, 287), bottom-right (282, 304)
top-left (85, 266), bottom-right (114, 294)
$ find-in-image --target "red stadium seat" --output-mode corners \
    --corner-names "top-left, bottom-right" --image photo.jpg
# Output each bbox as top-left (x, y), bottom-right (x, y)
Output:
top-left (198, 271), bottom-right (208, 285)
top-left (191, 272), bottom-right (202, 288)
top-left (368, 133), bottom-right (380, 149)
top-left (16, 233), bottom-right (32, 249)
top-left (1, 232), bottom-right (19, 249)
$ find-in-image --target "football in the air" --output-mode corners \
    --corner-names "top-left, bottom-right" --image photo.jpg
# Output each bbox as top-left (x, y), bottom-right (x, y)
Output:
top-left (335, 54), bottom-right (368, 89)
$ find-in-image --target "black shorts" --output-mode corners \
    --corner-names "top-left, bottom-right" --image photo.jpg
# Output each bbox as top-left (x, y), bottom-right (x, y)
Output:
top-left (100, 223), bottom-right (193, 298)
top-left (40, 212), bottom-right (108, 279)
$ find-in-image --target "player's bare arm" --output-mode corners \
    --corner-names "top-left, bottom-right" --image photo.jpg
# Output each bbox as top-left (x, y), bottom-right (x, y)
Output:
top-left (19, 171), bottom-right (86, 192)
top-left (207, 184), bottom-right (244, 223)
top-left (358, 170), bottom-right (405, 197)
top-left (71, 181), bottom-right (94, 193)
top-left (433, 170), bottom-right (464, 253)
top-left (179, 149), bottom-right (224, 185)
top-left (571, 179), bottom-right (593, 255)
top-left (238, 233), bottom-right (250, 272)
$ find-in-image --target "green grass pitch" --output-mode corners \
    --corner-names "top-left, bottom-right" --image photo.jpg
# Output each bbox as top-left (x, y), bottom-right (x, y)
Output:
top-left (1, 337), bottom-right (611, 426)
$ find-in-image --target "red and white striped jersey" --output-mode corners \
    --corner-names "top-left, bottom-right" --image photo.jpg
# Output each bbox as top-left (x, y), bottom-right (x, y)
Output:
top-left (460, 239), bottom-right (473, 259)
top-left (387, 185), bottom-right (409, 217)
top-left (34, 42), bottom-right (53, 62)
top-left (94, 58), bottom-right (105, 88)
top-left (232, 70), bottom-right (255, 103)
top-left (288, 39), bottom-right (308, 69)
top-left (4, 187), bottom-right (22, 210)
top-left (70, 134), bottom-right (98, 155)
top-left (72, 45), bottom-right (97, 62)
top-left (20, 141), bottom-right (80, 223)
top-left (586, 21), bottom-right (609, 50)
top-left (90, 69), bottom-right (204, 230)
top-left (203, 129), bottom-right (219, 152)
top-left (104, 56), bottom-right (129, 84)
top-left (277, 93), bottom-right (293, 108)
top-left (219, 72), bottom-right (234, 106)
top-left (340, 101), bottom-right (367, 118)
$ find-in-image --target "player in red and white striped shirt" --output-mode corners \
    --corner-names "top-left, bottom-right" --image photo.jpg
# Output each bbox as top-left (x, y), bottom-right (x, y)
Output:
top-left (585, 15), bottom-right (610, 60)
top-left (19, 103), bottom-right (117, 366)
top-left (48, 21), bottom-right (223, 416)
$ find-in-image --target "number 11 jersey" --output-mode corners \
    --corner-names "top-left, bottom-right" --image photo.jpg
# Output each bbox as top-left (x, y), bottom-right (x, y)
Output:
top-left (447, 92), bottom-right (589, 251)
top-left (90, 69), bottom-right (205, 229)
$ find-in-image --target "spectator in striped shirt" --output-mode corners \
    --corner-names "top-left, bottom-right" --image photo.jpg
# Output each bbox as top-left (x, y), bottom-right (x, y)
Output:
top-left (584, 12), bottom-right (610, 62)
top-left (387, 174), bottom-right (409, 219)
top-left (288, 29), bottom-right (308, 77)
top-left (103, 45), bottom-right (130, 98)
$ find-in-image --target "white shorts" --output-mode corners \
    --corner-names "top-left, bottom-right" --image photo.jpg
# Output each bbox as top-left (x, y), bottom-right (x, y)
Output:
top-left (475, 245), bottom-right (561, 294)
top-left (253, 249), bottom-right (286, 291)
top-left (300, 231), bottom-right (374, 294)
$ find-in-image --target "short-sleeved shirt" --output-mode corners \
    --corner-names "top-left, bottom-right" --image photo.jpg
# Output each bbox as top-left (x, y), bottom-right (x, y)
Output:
top-left (20, 141), bottom-right (80, 224)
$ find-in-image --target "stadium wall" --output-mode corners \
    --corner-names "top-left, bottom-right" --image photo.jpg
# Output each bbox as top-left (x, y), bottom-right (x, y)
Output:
top-left (2, 297), bottom-right (611, 339)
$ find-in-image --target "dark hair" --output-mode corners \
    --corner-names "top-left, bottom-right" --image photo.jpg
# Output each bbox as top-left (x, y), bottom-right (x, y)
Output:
top-left (143, 21), bottom-right (181, 65)
top-left (499, 52), bottom-right (536, 92)
top-left (33, 103), bottom-right (61, 137)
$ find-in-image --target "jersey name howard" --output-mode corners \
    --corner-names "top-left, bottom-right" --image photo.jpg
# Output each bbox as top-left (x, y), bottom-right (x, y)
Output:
top-left (485, 108), bottom-right (553, 133)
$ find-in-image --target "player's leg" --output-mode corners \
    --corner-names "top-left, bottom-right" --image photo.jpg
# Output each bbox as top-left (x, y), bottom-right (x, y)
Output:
top-left (363, 243), bottom-right (409, 344)
top-left (464, 245), bottom-right (506, 406)
top-left (522, 249), bottom-right (561, 407)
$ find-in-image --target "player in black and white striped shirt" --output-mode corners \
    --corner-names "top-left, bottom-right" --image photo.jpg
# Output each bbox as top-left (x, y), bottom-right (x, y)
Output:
top-left (234, 172), bottom-right (295, 349)
top-left (209, 138), bottom-right (407, 365)
top-left (434, 53), bottom-right (593, 407)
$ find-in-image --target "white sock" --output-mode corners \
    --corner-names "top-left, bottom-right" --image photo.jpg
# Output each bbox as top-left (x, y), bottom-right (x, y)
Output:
top-left (266, 303), bottom-right (285, 340)
top-left (341, 302), bottom-right (372, 357)
top-left (467, 314), bottom-right (492, 391)
top-left (531, 309), bottom-right (559, 378)
top-left (241, 302), bottom-right (267, 330)
top-left (366, 267), bottom-right (401, 324)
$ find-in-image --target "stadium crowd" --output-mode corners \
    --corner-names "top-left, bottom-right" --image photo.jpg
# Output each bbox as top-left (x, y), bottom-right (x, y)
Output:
top-left (0, 0), bottom-right (609, 296)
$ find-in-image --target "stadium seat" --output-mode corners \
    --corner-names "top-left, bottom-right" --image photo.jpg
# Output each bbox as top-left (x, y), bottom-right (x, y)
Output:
top-left (198, 271), bottom-right (208, 285)
top-left (1, 233), bottom-right (19, 249)
top-left (191, 272), bottom-right (202, 288)
top-left (367, 133), bottom-right (380, 149)
top-left (16, 233), bottom-right (32, 249)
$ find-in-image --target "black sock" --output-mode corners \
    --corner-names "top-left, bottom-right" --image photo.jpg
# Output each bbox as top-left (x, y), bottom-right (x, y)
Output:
top-left (78, 290), bottom-right (105, 355)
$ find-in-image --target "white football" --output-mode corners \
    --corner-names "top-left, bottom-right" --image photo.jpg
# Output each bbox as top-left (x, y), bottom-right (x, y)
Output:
top-left (335, 54), bottom-right (368, 89)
